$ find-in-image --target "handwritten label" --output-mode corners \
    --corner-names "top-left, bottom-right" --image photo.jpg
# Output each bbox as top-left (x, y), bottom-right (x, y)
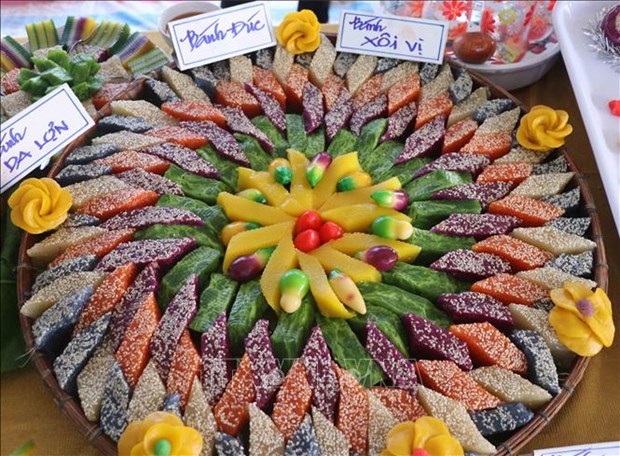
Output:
top-left (1, 84), bottom-right (94, 194)
top-left (337, 11), bottom-right (449, 64)
top-left (169, 1), bottom-right (276, 71)
top-left (533, 441), bottom-right (620, 456)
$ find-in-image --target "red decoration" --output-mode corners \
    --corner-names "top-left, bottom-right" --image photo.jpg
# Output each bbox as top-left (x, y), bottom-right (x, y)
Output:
top-left (295, 210), bottom-right (322, 234)
top-left (319, 221), bottom-right (344, 244)
top-left (294, 229), bottom-right (321, 252)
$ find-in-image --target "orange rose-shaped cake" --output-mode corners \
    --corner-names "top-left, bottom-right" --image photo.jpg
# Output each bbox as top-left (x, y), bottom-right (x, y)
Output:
top-left (118, 411), bottom-right (203, 456)
top-left (516, 105), bottom-right (573, 151)
top-left (381, 416), bottom-right (464, 456)
top-left (549, 282), bottom-right (615, 357)
top-left (8, 178), bottom-right (72, 234)
top-left (276, 9), bottom-right (321, 54)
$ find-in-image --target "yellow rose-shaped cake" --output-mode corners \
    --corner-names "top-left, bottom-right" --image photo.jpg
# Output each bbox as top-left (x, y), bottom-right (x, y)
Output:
top-left (8, 178), bottom-right (72, 234)
top-left (381, 416), bottom-right (464, 456)
top-left (118, 411), bottom-right (203, 456)
top-left (516, 105), bottom-right (573, 151)
top-left (276, 9), bottom-right (321, 54)
top-left (549, 282), bottom-right (615, 357)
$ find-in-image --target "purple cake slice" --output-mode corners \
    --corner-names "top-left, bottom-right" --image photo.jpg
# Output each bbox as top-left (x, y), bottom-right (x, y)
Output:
top-left (142, 142), bottom-right (219, 178)
top-left (109, 263), bottom-right (161, 350)
top-left (222, 106), bottom-right (274, 153)
top-left (116, 169), bottom-right (184, 196)
top-left (201, 313), bottom-right (232, 407)
top-left (53, 313), bottom-right (111, 393)
top-left (100, 206), bottom-right (203, 230)
top-left (301, 326), bottom-right (339, 422)
top-left (99, 361), bottom-right (131, 441)
top-left (96, 238), bottom-right (197, 271)
top-left (396, 115), bottom-right (445, 164)
top-left (245, 319), bottom-right (284, 409)
top-left (349, 94), bottom-right (387, 135)
top-left (180, 121), bottom-right (250, 166)
top-left (430, 249), bottom-right (513, 282)
top-left (324, 94), bottom-right (354, 141)
top-left (150, 275), bottom-right (199, 380)
top-left (431, 181), bottom-right (513, 209)
top-left (245, 83), bottom-right (287, 132)
top-left (436, 292), bottom-right (514, 330)
top-left (413, 153), bottom-right (490, 179)
top-left (402, 313), bottom-right (472, 371)
top-left (365, 321), bottom-right (417, 394)
top-left (302, 81), bottom-right (324, 134)
top-left (431, 213), bottom-right (522, 240)
top-left (380, 102), bottom-right (417, 142)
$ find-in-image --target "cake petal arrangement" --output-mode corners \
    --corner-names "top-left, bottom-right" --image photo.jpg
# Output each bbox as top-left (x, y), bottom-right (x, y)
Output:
top-left (1, 17), bottom-right (170, 121)
top-left (11, 9), bottom-right (616, 456)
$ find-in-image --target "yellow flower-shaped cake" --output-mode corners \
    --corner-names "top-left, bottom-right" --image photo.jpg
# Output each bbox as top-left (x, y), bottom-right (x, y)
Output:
top-left (8, 177), bottom-right (72, 234)
top-left (118, 411), bottom-right (203, 456)
top-left (516, 105), bottom-right (573, 151)
top-left (381, 416), bottom-right (464, 456)
top-left (549, 282), bottom-right (615, 357)
top-left (276, 9), bottom-right (321, 54)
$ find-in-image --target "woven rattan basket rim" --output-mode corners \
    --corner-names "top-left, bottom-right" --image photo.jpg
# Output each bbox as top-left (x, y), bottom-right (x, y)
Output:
top-left (16, 62), bottom-right (606, 456)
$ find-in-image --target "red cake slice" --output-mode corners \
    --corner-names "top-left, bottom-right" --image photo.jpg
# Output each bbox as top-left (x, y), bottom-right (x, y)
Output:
top-left (74, 263), bottom-right (138, 334)
top-left (214, 354), bottom-right (256, 436)
top-left (473, 235), bottom-right (554, 271)
top-left (76, 188), bottom-right (159, 220)
top-left (450, 322), bottom-right (528, 375)
top-left (416, 359), bottom-right (502, 410)
top-left (415, 92), bottom-right (453, 129)
top-left (50, 229), bottom-right (136, 267)
top-left (115, 292), bottom-right (160, 388)
top-left (471, 273), bottom-right (549, 306)
top-left (271, 360), bottom-right (313, 442)
top-left (161, 100), bottom-right (226, 126)
top-left (216, 80), bottom-right (262, 118)
top-left (145, 126), bottom-right (208, 149)
top-left (388, 73), bottom-right (420, 115)
top-left (253, 66), bottom-right (287, 110)
top-left (166, 330), bottom-right (201, 408)
top-left (489, 196), bottom-right (564, 226)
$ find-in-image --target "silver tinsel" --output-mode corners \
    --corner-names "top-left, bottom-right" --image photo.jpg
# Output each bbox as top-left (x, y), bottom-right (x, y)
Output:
top-left (583, 4), bottom-right (620, 73)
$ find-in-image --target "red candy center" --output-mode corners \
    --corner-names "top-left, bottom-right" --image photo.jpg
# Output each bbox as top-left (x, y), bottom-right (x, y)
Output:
top-left (293, 211), bottom-right (344, 251)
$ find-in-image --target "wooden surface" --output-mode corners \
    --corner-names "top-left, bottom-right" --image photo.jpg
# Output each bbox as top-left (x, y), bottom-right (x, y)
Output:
top-left (1, 57), bottom-right (619, 455)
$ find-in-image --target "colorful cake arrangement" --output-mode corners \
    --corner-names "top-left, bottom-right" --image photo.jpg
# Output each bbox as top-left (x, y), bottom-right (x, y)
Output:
top-left (1, 16), bottom-right (169, 121)
top-left (11, 10), bottom-right (615, 456)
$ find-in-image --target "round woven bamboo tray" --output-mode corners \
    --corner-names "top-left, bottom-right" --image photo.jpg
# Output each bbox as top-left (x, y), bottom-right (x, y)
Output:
top-left (16, 64), bottom-right (608, 456)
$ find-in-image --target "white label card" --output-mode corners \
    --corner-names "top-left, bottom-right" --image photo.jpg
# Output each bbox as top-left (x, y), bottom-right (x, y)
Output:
top-left (533, 441), bottom-right (620, 456)
top-left (169, 1), bottom-right (276, 71)
top-left (1, 84), bottom-right (95, 194)
top-left (337, 10), bottom-right (449, 64)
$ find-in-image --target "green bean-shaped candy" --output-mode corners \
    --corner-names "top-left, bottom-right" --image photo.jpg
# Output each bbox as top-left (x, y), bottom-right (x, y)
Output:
top-left (279, 269), bottom-right (310, 313)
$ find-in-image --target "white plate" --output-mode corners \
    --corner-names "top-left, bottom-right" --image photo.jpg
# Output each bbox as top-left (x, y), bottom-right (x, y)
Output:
top-left (553, 1), bottom-right (620, 235)
top-left (449, 40), bottom-right (561, 91)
